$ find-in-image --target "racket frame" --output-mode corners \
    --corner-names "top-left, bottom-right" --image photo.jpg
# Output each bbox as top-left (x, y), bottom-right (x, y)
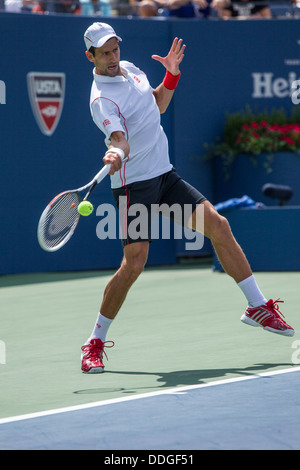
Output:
top-left (37, 164), bottom-right (111, 252)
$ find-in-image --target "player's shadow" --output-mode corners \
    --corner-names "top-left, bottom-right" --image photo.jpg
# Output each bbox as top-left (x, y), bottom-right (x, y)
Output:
top-left (73, 362), bottom-right (293, 395)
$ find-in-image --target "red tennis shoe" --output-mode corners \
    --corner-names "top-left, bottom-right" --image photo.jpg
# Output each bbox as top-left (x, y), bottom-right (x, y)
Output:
top-left (81, 338), bottom-right (114, 373)
top-left (241, 299), bottom-right (294, 336)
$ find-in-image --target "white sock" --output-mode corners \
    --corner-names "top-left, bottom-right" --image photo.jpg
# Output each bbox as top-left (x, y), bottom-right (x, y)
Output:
top-left (238, 275), bottom-right (267, 308)
top-left (87, 312), bottom-right (113, 343)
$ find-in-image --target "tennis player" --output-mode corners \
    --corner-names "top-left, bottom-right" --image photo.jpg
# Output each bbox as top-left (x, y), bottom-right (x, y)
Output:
top-left (81, 22), bottom-right (294, 373)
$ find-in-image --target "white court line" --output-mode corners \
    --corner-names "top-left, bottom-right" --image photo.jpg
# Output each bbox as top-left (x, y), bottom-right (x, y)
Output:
top-left (1, 366), bottom-right (300, 425)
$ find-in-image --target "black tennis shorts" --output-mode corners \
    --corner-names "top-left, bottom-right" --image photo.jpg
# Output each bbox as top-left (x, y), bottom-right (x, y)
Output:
top-left (112, 168), bottom-right (206, 246)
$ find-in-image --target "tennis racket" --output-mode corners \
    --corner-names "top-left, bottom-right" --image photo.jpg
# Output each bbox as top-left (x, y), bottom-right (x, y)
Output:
top-left (37, 164), bottom-right (111, 252)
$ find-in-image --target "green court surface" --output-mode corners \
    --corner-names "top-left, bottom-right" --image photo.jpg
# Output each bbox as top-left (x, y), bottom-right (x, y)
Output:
top-left (0, 264), bottom-right (299, 421)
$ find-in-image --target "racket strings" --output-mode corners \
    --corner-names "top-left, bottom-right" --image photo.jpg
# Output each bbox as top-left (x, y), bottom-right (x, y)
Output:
top-left (39, 192), bottom-right (80, 249)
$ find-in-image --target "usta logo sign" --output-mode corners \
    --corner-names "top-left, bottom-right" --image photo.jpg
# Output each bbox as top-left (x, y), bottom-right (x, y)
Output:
top-left (27, 72), bottom-right (66, 136)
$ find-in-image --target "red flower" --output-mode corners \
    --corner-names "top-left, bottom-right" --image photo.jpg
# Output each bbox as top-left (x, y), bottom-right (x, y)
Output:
top-left (269, 124), bottom-right (280, 131)
top-left (280, 124), bottom-right (293, 132)
top-left (280, 136), bottom-right (295, 146)
top-left (251, 122), bottom-right (260, 129)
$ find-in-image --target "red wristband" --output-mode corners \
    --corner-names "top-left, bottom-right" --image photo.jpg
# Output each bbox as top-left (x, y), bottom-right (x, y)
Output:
top-left (163, 70), bottom-right (181, 90)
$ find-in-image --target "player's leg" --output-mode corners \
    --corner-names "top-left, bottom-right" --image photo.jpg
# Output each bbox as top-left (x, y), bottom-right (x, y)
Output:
top-left (190, 200), bottom-right (294, 336)
top-left (160, 171), bottom-right (294, 336)
top-left (100, 241), bottom-right (149, 319)
top-left (191, 201), bottom-right (267, 303)
top-left (192, 200), bottom-right (252, 283)
top-left (159, 172), bottom-right (250, 282)
top-left (81, 241), bottom-right (149, 373)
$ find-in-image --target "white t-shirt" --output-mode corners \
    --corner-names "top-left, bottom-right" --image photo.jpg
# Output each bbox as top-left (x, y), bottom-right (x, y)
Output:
top-left (89, 60), bottom-right (173, 189)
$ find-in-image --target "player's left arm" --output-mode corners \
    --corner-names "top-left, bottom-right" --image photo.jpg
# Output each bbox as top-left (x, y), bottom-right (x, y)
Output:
top-left (152, 38), bottom-right (186, 114)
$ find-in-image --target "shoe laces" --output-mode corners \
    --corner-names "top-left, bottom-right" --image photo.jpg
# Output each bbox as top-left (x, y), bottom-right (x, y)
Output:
top-left (267, 299), bottom-right (286, 320)
top-left (83, 340), bottom-right (115, 362)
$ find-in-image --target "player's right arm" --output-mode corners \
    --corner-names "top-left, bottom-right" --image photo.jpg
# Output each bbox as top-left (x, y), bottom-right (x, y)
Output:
top-left (90, 99), bottom-right (129, 175)
top-left (103, 131), bottom-right (130, 175)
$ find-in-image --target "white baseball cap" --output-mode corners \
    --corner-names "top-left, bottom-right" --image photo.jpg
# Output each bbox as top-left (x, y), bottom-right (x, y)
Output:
top-left (84, 22), bottom-right (122, 51)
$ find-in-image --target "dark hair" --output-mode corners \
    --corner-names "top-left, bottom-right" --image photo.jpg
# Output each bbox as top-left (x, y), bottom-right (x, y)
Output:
top-left (88, 46), bottom-right (96, 57)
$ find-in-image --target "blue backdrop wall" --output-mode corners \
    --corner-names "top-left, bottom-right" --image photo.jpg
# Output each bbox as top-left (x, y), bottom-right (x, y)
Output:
top-left (1, 13), bottom-right (300, 274)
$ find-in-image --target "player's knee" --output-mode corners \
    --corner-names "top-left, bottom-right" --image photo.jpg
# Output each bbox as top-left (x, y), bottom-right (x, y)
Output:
top-left (208, 214), bottom-right (232, 243)
top-left (128, 257), bottom-right (146, 278)
top-left (122, 243), bottom-right (148, 279)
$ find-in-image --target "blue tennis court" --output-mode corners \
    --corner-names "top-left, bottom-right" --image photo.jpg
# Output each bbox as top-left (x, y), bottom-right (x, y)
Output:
top-left (1, 267), bottom-right (299, 451)
top-left (1, 367), bottom-right (300, 450)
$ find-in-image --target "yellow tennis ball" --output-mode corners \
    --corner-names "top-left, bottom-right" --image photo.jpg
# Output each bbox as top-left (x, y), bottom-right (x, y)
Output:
top-left (78, 201), bottom-right (94, 216)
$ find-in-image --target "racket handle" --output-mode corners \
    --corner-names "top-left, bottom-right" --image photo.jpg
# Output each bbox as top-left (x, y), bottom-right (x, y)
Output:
top-left (94, 164), bottom-right (111, 184)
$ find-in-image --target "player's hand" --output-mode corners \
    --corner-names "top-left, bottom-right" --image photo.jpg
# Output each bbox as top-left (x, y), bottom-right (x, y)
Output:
top-left (151, 38), bottom-right (186, 76)
top-left (103, 151), bottom-right (123, 175)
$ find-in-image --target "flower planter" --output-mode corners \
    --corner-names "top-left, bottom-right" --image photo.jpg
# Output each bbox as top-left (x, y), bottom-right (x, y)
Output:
top-left (213, 152), bottom-right (300, 206)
